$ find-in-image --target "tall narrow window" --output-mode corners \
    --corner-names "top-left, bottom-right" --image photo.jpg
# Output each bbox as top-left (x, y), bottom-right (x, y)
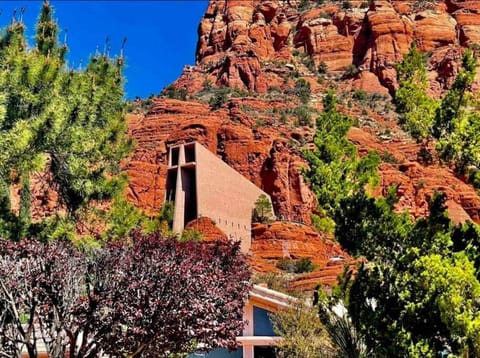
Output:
top-left (171, 147), bottom-right (180, 166)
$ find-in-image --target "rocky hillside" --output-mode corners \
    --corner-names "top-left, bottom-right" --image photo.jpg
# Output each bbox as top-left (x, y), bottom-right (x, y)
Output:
top-left (125, 0), bottom-right (480, 289)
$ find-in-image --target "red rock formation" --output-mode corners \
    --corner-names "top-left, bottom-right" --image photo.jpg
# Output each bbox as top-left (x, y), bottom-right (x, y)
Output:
top-left (185, 217), bottom-right (228, 242)
top-left (125, 0), bottom-right (480, 291)
top-left (348, 127), bottom-right (480, 224)
top-left (250, 221), bottom-right (352, 290)
top-left (295, 8), bottom-right (354, 71)
top-left (175, 0), bottom-right (480, 96)
top-left (126, 97), bottom-right (317, 222)
top-left (413, 10), bottom-right (457, 52)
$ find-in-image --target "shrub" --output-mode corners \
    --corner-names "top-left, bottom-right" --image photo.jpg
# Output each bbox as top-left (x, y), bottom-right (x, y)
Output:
top-left (468, 168), bottom-right (480, 190)
top-left (277, 258), bottom-right (297, 272)
top-left (417, 147), bottom-right (434, 165)
top-left (276, 257), bottom-right (316, 273)
top-left (159, 201), bottom-right (175, 228)
top-left (303, 56), bottom-right (317, 73)
top-left (343, 64), bottom-right (359, 78)
top-left (294, 105), bottom-right (313, 127)
top-left (203, 78), bottom-right (212, 90)
top-left (342, 0), bottom-right (352, 9)
top-left (164, 85), bottom-right (187, 100)
top-left (293, 78), bottom-right (312, 104)
top-left (352, 89), bottom-right (368, 101)
top-left (318, 61), bottom-right (328, 74)
top-left (380, 151), bottom-right (398, 164)
top-left (209, 87), bottom-right (230, 110)
top-left (180, 228), bottom-right (203, 242)
top-left (295, 258), bottom-right (316, 273)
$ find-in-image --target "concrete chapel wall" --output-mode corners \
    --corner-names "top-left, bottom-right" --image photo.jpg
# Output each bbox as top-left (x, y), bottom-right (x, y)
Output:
top-left (166, 142), bottom-right (273, 253)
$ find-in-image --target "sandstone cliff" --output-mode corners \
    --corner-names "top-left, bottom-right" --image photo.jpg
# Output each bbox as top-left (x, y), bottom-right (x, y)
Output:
top-left (125, 0), bottom-right (480, 288)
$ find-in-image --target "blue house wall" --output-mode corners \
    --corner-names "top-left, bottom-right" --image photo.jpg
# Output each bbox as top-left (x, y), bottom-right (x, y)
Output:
top-left (188, 305), bottom-right (277, 358)
top-left (187, 348), bottom-right (243, 358)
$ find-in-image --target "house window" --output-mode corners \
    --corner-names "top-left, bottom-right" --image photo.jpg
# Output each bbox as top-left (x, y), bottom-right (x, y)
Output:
top-left (253, 306), bottom-right (276, 336)
top-left (254, 346), bottom-right (276, 358)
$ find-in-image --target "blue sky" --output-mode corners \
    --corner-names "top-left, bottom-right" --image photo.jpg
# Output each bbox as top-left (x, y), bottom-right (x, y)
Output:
top-left (0, 1), bottom-right (208, 99)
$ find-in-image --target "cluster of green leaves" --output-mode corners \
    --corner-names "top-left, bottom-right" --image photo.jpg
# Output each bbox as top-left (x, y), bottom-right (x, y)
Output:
top-left (287, 78), bottom-right (312, 104)
top-left (276, 257), bottom-right (316, 274)
top-left (303, 91), bottom-right (380, 220)
top-left (395, 44), bottom-right (439, 140)
top-left (433, 50), bottom-right (479, 171)
top-left (334, 191), bottom-right (480, 356)
top-left (0, 3), bottom-right (140, 242)
top-left (396, 46), bottom-right (480, 174)
top-left (253, 194), bottom-right (274, 223)
top-left (271, 301), bottom-right (335, 358)
top-left (164, 84), bottom-right (187, 100)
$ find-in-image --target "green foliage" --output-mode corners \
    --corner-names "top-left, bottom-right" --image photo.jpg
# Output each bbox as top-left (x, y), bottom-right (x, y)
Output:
top-left (433, 50), bottom-right (479, 170)
top-left (291, 78), bottom-right (311, 104)
top-left (395, 44), bottom-right (438, 140)
top-left (209, 87), bottom-right (230, 110)
top-left (433, 50), bottom-right (477, 139)
top-left (159, 200), bottom-right (175, 228)
top-left (336, 191), bottom-right (480, 356)
top-left (164, 85), bottom-right (187, 100)
top-left (36, 2), bottom-right (66, 60)
top-left (0, 3), bottom-right (133, 241)
top-left (295, 257), bottom-right (316, 273)
top-left (302, 55), bottom-right (317, 73)
top-left (334, 190), bottom-right (412, 261)
top-left (311, 212), bottom-right (335, 234)
top-left (253, 272), bottom-right (291, 294)
top-left (303, 91), bottom-right (380, 217)
top-left (271, 301), bottom-right (334, 358)
top-left (179, 228), bottom-right (203, 242)
top-left (342, 1), bottom-right (352, 9)
top-left (293, 105), bottom-right (313, 126)
top-left (103, 194), bottom-right (147, 240)
top-left (202, 78), bottom-right (212, 91)
top-left (352, 90), bottom-right (368, 102)
top-left (318, 308), bottom-right (369, 358)
top-left (253, 194), bottom-right (274, 223)
top-left (468, 168), bottom-right (480, 190)
top-left (318, 61), bottom-right (328, 74)
top-left (18, 174), bottom-right (31, 240)
top-left (343, 64), bottom-right (359, 78)
top-left (276, 257), bottom-right (316, 274)
top-left (299, 0), bottom-right (312, 11)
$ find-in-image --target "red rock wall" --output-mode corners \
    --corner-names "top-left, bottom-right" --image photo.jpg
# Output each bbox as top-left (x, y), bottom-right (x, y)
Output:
top-left (125, 98), bottom-right (317, 224)
top-left (126, 1), bottom-right (480, 227)
top-left (175, 0), bottom-right (480, 96)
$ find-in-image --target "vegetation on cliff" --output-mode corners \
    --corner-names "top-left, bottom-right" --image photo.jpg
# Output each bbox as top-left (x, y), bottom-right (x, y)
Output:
top-left (303, 91), bottom-right (380, 231)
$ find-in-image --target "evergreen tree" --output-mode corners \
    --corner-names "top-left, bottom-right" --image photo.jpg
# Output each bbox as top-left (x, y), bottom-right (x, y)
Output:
top-left (0, 2), bottom-right (134, 241)
top-left (303, 91), bottom-right (380, 218)
top-left (433, 50), bottom-right (477, 140)
top-left (395, 44), bottom-right (438, 140)
top-left (336, 192), bottom-right (480, 356)
top-left (432, 49), bottom-right (479, 171)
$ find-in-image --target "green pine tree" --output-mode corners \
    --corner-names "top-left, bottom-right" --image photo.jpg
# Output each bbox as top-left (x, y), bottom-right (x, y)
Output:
top-left (303, 91), bottom-right (380, 219)
top-left (0, 3), bottom-right (136, 241)
top-left (395, 44), bottom-right (438, 140)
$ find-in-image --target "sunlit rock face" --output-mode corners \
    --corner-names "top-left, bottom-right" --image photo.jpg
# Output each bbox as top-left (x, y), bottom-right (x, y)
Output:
top-left (119, 0), bottom-right (480, 284)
